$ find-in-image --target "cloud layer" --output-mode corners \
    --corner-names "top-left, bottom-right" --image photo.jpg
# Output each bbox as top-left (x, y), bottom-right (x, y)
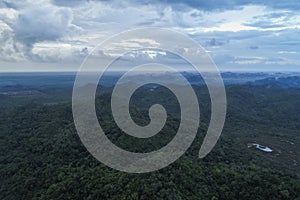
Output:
top-left (0, 0), bottom-right (299, 71)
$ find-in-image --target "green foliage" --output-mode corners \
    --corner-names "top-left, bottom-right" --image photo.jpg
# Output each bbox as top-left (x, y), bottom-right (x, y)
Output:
top-left (0, 86), bottom-right (299, 199)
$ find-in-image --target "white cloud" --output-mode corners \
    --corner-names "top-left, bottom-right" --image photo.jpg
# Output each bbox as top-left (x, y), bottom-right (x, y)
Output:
top-left (0, 0), bottom-right (299, 71)
top-left (13, 1), bottom-right (74, 45)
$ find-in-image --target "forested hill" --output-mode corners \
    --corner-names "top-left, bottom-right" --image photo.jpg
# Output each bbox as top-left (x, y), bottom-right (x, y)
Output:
top-left (0, 85), bottom-right (299, 199)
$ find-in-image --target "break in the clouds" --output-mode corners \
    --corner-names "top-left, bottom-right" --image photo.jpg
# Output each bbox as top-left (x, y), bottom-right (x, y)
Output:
top-left (0, 0), bottom-right (299, 72)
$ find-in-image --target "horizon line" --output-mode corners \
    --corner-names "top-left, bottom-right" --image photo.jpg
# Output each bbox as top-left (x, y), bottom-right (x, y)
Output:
top-left (0, 70), bottom-right (300, 74)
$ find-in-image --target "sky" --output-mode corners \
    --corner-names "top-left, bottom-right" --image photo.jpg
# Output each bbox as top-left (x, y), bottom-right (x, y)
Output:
top-left (0, 0), bottom-right (299, 72)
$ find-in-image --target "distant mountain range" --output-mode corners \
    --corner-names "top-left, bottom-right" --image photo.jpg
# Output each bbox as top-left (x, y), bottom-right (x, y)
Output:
top-left (0, 72), bottom-right (299, 91)
top-left (184, 72), bottom-right (300, 88)
top-left (249, 76), bottom-right (300, 88)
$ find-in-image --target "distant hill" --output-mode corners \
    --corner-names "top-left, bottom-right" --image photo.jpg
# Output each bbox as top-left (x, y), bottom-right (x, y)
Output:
top-left (250, 76), bottom-right (300, 88)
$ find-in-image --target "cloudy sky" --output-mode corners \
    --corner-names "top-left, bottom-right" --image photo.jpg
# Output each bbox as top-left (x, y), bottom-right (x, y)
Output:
top-left (0, 0), bottom-right (299, 72)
